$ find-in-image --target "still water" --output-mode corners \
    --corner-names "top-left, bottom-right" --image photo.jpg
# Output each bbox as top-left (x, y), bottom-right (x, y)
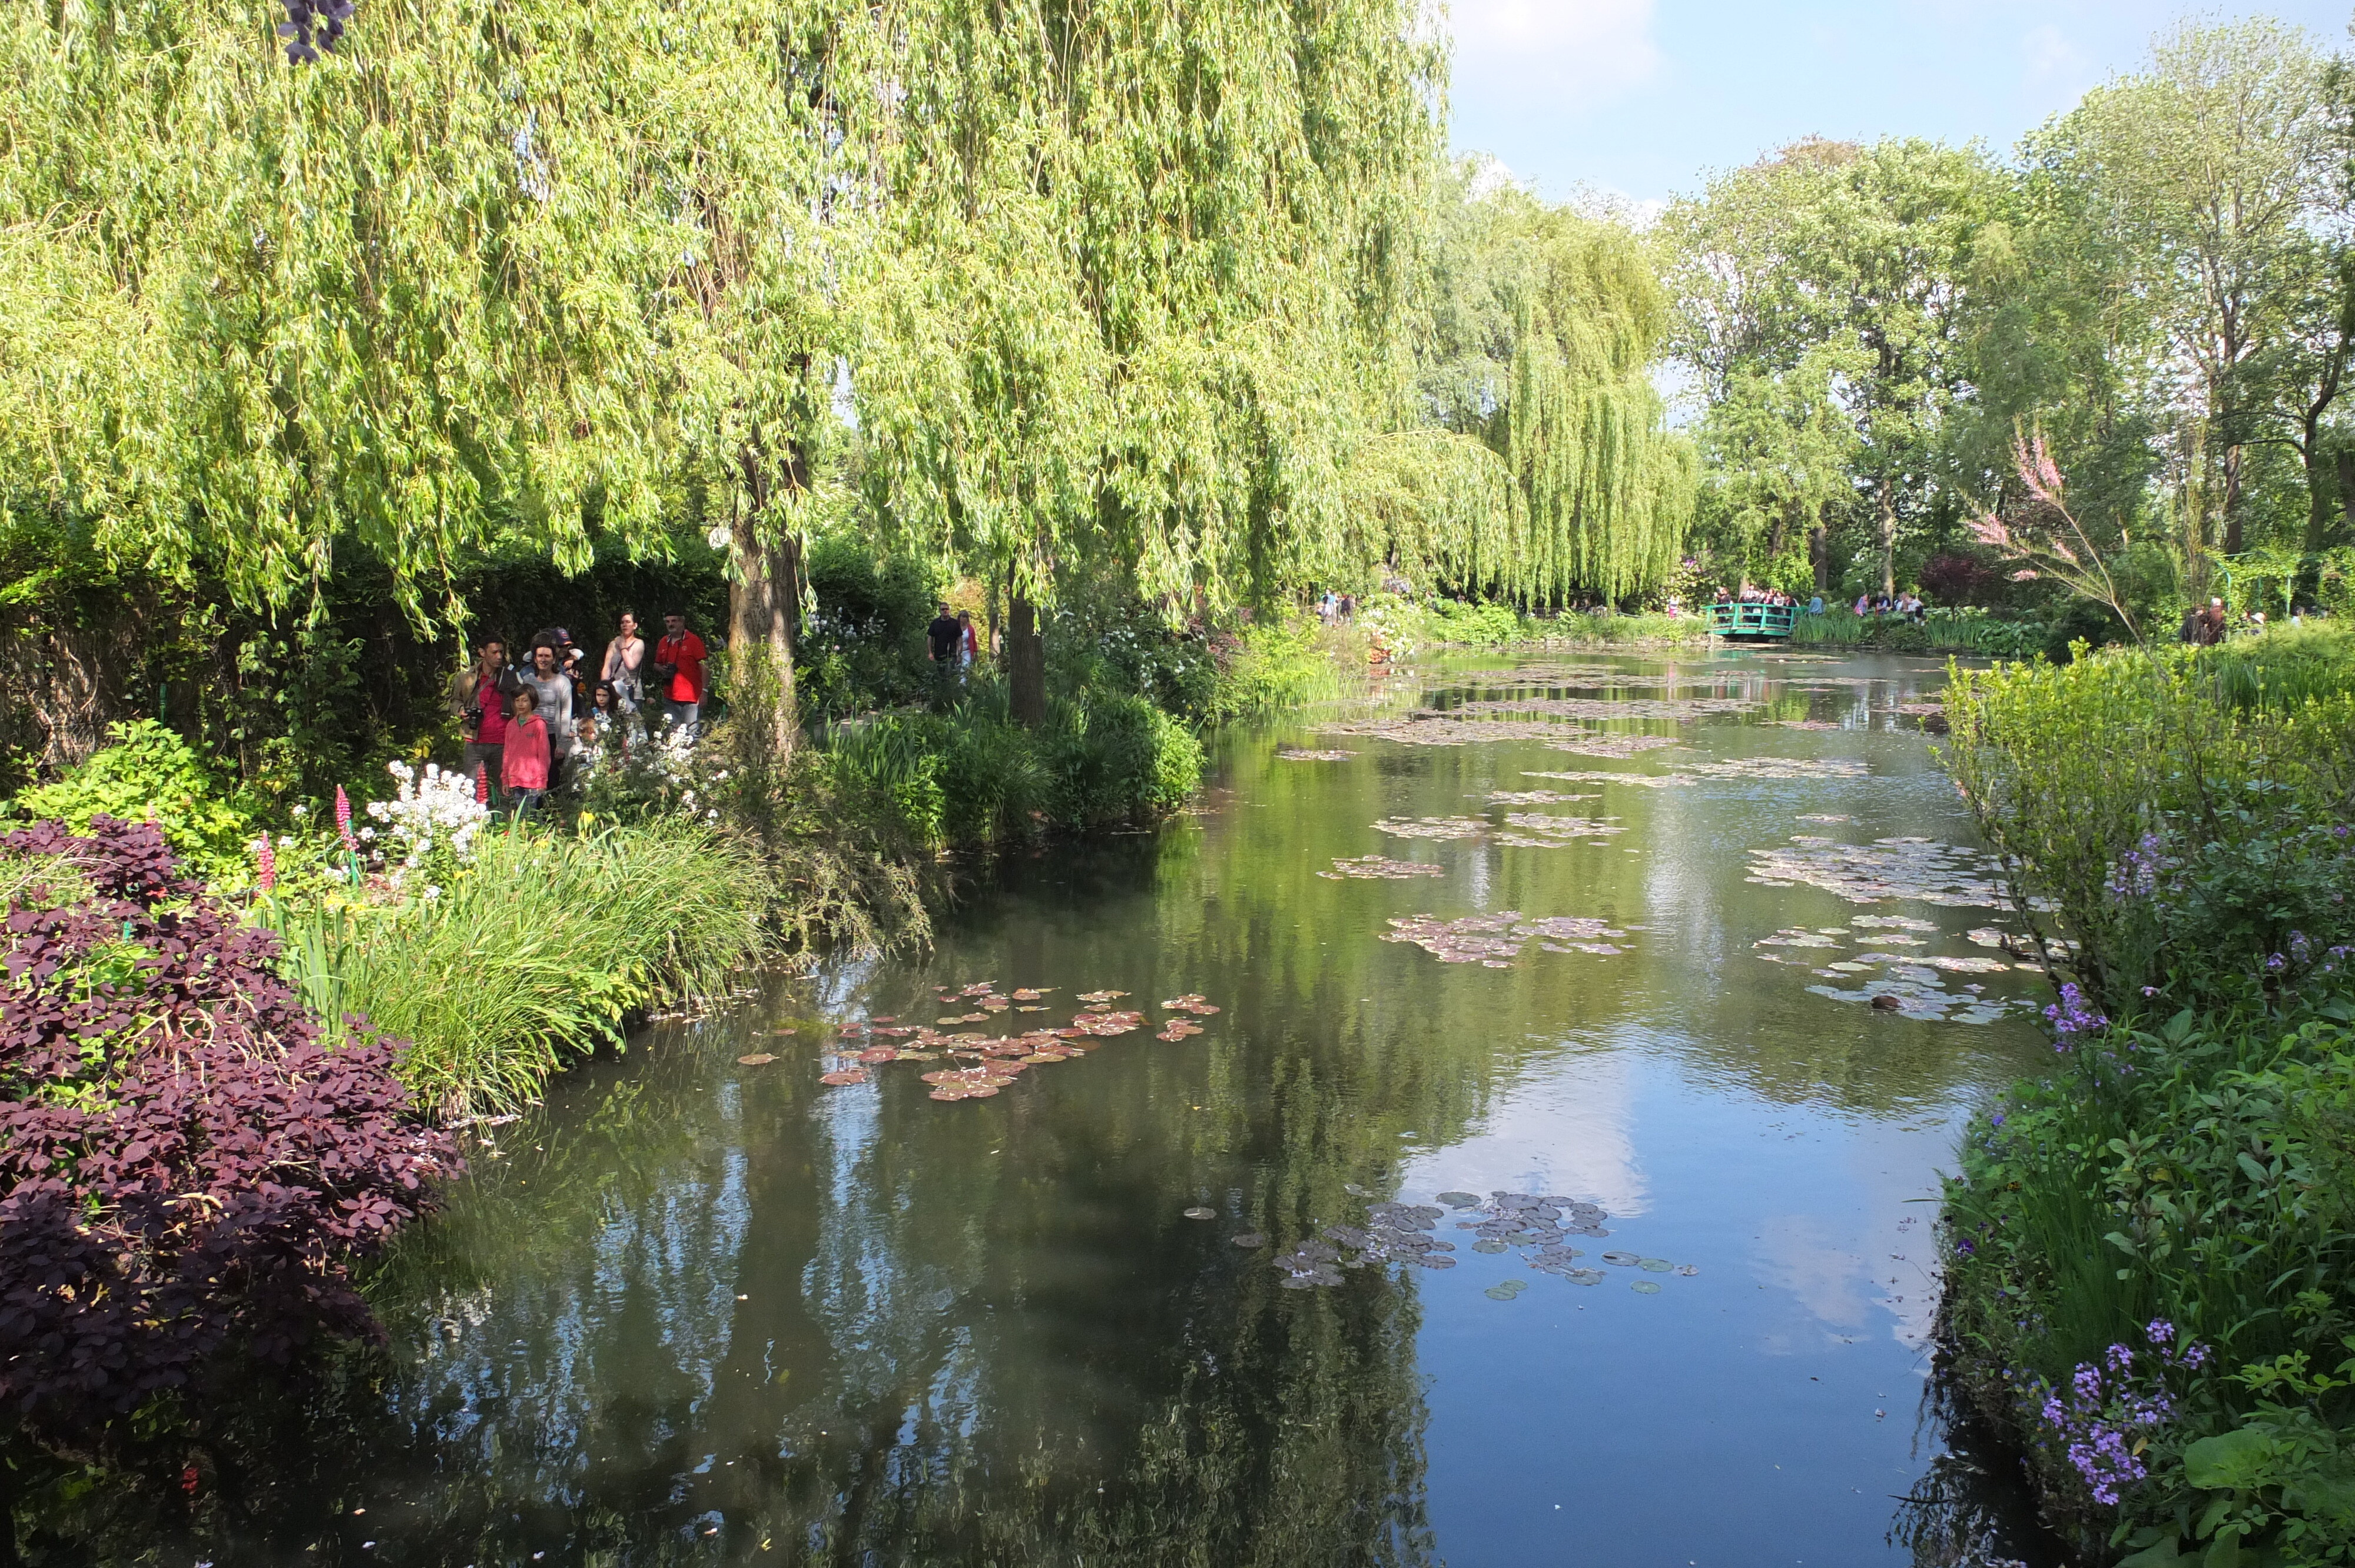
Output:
top-left (95, 650), bottom-right (2076, 1566)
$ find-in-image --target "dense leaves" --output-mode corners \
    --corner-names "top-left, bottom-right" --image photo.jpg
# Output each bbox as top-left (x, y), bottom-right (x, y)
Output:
top-left (0, 817), bottom-right (456, 1434)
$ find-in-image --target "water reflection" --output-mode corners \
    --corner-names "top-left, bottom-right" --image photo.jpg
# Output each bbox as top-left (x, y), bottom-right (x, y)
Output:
top-left (14, 652), bottom-right (2070, 1566)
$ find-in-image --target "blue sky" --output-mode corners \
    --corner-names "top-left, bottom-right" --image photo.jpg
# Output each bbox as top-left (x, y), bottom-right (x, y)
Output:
top-left (1447, 1), bottom-right (2355, 210)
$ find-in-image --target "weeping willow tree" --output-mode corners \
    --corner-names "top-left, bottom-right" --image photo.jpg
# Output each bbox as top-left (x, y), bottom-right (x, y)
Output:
top-left (1358, 168), bottom-right (1696, 606)
top-left (853, 0), bottom-right (1441, 722)
top-left (0, 0), bottom-right (897, 748)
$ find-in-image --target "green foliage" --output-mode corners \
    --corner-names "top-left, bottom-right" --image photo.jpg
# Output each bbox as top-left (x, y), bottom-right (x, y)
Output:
top-left (264, 819), bottom-right (773, 1117)
top-left (1209, 620), bottom-right (1347, 722)
top-left (1792, 607), bottom-right (2046, 658)
top-left (1378, 170), bottom-right (1696, 603)
top-left (6, 720), bottom-right (256, 877)
top-left (1943, 998), bottom-right (2355, 1564)
top-left (822, 686), bottom-right (1202, 851)
top-left (1941, 623), bottom-right (2355, 1561)
top-left (797, 534), bottom-right (944, 724)
top-left (1942, 638), bottom-right (2355, 1010)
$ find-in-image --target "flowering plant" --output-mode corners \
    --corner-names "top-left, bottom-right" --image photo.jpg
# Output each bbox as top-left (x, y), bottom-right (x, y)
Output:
top-left (2015, 1320), bottom-right (2210, 1507)
top-left (363, 760), bottom-right (492, 896)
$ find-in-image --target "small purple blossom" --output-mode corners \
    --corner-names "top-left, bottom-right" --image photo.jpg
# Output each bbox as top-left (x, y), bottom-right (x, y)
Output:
top-left (1989, 1112), bottom-right (2005, 1129)
top-left (2044, 982), bottom-right (2107, 1048)
top-left (2026, 1321), bottom-right (2208, 1509)
top-left (1955, 1238), bottom-right (1975, 1257)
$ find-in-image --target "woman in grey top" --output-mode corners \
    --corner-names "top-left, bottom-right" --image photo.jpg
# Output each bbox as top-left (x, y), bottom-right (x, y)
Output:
top-left (522, 642), bottom-right (575, 785)
top-left (603, 612), bottom-right (647, 713)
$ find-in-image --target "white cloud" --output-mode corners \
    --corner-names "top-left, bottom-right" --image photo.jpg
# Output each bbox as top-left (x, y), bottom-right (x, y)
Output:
top-left (2020, 22), bottom-right (2081, 85)
top-left (1447, 0), bottom-right (1663, 107)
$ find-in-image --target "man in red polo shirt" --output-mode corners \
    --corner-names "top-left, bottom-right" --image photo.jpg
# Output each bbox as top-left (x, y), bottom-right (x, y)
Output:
top-left (655, 612), bottom-right (708, 743)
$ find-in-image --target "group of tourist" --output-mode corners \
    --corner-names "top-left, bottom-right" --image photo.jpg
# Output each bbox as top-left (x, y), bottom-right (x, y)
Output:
top-left (450, 611), bottom-right (709, 815)
top-left (1315, 591), bottom-right (1356, 624)
top-left (1852, 590), bottom-right (1929, 622)
top-left (2175, 597), bottom-right (2317, 644)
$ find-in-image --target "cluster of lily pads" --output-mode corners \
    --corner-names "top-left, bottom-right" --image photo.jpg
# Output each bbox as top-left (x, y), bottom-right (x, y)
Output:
top-left (1543, 733), bottom-right (1685, 759)
top-left (1495, 812), bottom-right (1626, 848)
top-left (1267, 1201), bottom-right (1460, 1288)
top-left (1524, 768), bottom-right (1695, 790)
top-left (1747, 835), bottom-right (2006, 908)
top-left (1320, 855), bottom-right (1447, 881)
top-left (1753, 916), bottom-right (2032, 1024)
top-left (1381, 911), bottom-right (1628, 966)
top-left (790, 982), bottom-right (1219, 1101)
top-left (1277, 748), bottom-right (1356, 762)
top-left (1481, 789), bottom-right (1599, 805)
top-left (1442, 1190), bottom-right (1694, 1295)
top-left (1673, 756), bottom-right (1868, 782)
top-left (1375, 812), bottom-right (1625, 850)
top-left (1434, 696), bottom-right (1760, 721)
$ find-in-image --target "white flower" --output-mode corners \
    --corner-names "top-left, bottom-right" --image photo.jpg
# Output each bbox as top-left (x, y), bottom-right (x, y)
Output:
top-left (291, 805), bottom-right (308, 818)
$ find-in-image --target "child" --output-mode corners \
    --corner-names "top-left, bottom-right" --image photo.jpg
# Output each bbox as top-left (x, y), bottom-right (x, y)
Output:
top-left (502, 687), bottom-right (551, 818)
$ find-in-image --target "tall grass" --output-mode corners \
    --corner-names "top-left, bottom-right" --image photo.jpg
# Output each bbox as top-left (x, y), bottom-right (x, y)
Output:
top-left (266, 818), bottom-right (772, 1116)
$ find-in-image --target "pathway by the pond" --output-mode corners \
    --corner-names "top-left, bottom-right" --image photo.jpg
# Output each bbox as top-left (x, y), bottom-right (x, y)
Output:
top-left (79, 651), bottom-right (2077, 1566)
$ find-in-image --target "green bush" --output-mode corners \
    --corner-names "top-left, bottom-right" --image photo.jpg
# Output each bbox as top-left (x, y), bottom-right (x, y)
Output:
top-left (1938, 628), bottom-right (2355, 1564)
top-left (819, 688), bottom-right (1200, 848)
top-left (1210, 618), bottom-right (1345, 720)
top-left (1942, 996), bottom-right (2355, 1564)
top-left (795, 533), bottom-right (943, 723)
top-left (6, 720), bottom-right (258, 879)
top-left (1942, 643), bottom-right (2355, 1011)
top-left (263, 817), bottom-right (772, 1117)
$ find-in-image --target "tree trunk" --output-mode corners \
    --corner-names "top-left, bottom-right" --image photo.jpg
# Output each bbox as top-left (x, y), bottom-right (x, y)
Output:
top-left (2221, 439), bottom-right (2245, 556)
top-left (1809, 524), bottom-right (1830, 596)
top-left (1006, 588), bottom-right (1046, 729)
top-left (2339, 449), bottom-right (2355, 545)
top-left (727, 510), bottom-right (800, 758)
top-left (1876, 480), bottom-right (1897, 599)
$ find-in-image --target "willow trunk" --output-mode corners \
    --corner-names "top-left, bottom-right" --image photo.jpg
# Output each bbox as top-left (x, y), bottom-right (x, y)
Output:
top-left (728, 513), bottom-right (801, 758)
top-left (1006, 587), bottom-right (1046, 729)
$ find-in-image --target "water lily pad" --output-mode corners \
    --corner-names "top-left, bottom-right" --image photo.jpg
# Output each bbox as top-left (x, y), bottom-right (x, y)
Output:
top-left (1436, 1191), bottom-right (1480, 1207)
top-left (820, 1069), bottom-right (867, 1087)
top-left (1564, 1268), bottom-right (1606, 1285)
top-left (1321, 854), bottom-right (1447, 881)
top-left (1232, 1233), bottom-right (1266, 1248)
top-left (736, 1053), bottom-right (777, 1066)
top-left (1278, 748), bottom-right (1357, 761)
top-left (1183, 1207), bottom-right (1215, 1220)
top-left (1638, 1258), bottom-right (1673, 1273)
top-left (1601, 1251), bottom-right (1641, 1266)
top-left (1631, 1280), bottom-right (1663, 1294)
top-left (1472, 1238), bottom-right (1507, 1254)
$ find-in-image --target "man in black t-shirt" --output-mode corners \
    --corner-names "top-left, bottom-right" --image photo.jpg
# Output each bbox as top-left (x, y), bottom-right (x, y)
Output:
top-left (926, 602), bottom-right (963, 704)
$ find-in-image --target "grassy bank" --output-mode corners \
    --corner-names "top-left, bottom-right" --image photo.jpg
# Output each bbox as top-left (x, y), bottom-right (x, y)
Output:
top-left (1936, 630), bottom-right (2355, 1563)
top-left (264, 816), bottom-right (774, 1117)
top-left (1357, 593), bottom-right (1705, 653)
top-left (1793, 607), bottom-right (2047, 658)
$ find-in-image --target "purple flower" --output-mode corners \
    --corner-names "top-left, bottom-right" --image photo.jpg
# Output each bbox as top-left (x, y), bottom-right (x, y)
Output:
top-left (1990, 1112), bottom-right (2005, 1128)
top-left (2145, 1319), bottom-right (2174, 1347)
top-left (1955, 1238), bottom-right (1975, 1257)
top-left (2044, 982), bottom-right (2107, 1046)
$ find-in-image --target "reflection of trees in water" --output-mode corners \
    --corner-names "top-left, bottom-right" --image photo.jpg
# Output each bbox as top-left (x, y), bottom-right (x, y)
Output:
top-left (14, 954), bottom-right (1438, 1564)
top-left (1888, 1367), bottom-right (2071, 1568)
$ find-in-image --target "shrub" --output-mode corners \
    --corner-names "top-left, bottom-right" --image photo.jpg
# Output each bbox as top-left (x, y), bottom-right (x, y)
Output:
top-left (1942, 996), bottom-right (2355, 1563)
top-left (5, 720), bottom-right (258, 880)
top-left (1942, 643), bottom-right (2355, 1011)
top-left (0, 818), bottom-right (457, 1440)
top-left (1210, 618), bottom-right (1345, 720)
top-left (1044, 692), bottom-right (1203, 826)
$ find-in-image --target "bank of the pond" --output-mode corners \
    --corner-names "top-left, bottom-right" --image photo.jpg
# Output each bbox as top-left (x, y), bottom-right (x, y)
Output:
top-left (1935, 630), bottom-right (2355, 1564)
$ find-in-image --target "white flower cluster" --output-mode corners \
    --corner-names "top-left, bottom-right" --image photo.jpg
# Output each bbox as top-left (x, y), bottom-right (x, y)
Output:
top-left (366, 760), bottom-right (492, 879)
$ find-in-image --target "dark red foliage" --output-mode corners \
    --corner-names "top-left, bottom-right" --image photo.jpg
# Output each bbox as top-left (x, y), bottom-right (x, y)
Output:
top-left (1919, 551), bottom-right (2009, 607)
top-left (0, 818), bottom-right (459, 1434)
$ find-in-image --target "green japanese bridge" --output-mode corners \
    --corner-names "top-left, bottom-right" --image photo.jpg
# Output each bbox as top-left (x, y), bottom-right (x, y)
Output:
top-left (1705, 601), bottom-right (1797, 642)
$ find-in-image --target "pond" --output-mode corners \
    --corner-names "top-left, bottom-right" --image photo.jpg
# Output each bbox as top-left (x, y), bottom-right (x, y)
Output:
top-left (56, 650), bottom-right (2075, 1566)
